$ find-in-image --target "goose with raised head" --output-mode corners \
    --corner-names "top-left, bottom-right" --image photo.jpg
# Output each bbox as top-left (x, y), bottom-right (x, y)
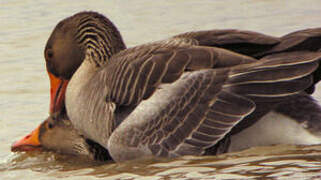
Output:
top-left (12, 11), bottom-right (321, 161)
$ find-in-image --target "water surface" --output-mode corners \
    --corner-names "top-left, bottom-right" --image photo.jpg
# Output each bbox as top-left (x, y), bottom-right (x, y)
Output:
top-left (1, 0), bottom-right (321, 179)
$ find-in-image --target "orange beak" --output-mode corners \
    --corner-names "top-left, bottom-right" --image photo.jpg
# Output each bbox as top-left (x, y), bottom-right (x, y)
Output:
top-left (11, 72), bottom-right (69, 152)
top-left (48, 72), bottom-right (69, 114)
top-left (11, 125), bottom-right (41, 152)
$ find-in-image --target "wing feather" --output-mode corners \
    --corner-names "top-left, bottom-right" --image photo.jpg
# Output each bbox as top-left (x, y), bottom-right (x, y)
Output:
top-left (106, 49), bottom-right (319, 161)
top-left (99, 39), bottom-right (321, 161)
top-left (173, 29), bottom-right (280, 56)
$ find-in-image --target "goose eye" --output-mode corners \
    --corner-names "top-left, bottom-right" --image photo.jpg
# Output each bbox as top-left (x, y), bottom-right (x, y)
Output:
top-left (48, 122), bottom-right (54, 129)
top-left (46, 49), bottom-right (54, 59)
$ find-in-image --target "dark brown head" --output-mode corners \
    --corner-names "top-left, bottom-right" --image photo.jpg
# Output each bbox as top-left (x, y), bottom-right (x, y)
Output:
top-left (45, 11), bottom-right (126, 79)
top-left (44, 11), bottom-right (126, 114)
top-left (12, 115), bottom-right (111, 161)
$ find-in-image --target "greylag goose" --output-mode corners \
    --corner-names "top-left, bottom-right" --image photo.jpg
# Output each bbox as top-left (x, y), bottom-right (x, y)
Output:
top-left (12, 11), bottom-right (321, 161)
top-left (16, 115), bottom-right (111, 161)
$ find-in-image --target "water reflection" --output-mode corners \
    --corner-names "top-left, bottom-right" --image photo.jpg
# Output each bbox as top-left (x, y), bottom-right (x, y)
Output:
top-left (1, 145), bottom-right (321, 179)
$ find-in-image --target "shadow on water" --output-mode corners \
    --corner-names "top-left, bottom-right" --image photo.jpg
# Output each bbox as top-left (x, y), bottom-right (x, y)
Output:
top-left (2, 144), bottom-right (321, 179)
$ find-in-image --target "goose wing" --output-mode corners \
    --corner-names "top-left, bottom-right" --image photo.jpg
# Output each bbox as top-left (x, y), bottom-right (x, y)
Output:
top-left (76, 45), bottom-right (256, 147)
top-left (261, 27), bottom-right (321, 56)
top-left (174, 28), bottom-right (321, 93)
top-left (259, 28), bottom-right (321, 93)
top-left (97, 44), bottom-right (320, 161)
top-left (172, 29), bottom-right (280, 57)
top-left (229, 51), bottom-right (321, 135)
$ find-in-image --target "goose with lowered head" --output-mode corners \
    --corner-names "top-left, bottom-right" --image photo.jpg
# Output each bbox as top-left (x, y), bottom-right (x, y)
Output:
top-left (12, 11), bottom-right (321, 161)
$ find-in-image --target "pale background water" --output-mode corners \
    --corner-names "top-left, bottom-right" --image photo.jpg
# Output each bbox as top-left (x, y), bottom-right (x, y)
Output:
top-left (1, 0), bottom-right (321, 179)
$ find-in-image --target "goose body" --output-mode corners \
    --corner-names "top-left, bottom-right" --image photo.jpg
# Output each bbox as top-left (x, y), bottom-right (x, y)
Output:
top-left (12, 11), bottom-right (321, 161)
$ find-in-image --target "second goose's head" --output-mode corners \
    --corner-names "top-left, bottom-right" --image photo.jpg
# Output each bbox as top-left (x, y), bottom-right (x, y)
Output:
top-left (12, 115), bottom-right (112, 161)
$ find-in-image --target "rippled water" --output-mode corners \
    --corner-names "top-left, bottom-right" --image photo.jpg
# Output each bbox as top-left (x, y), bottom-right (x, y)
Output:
top-left (1, 0), bottom-right (321, 179)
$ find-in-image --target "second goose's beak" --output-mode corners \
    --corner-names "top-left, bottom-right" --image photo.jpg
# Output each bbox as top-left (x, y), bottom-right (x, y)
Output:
top-left (11, 125), bottom-right (41, 152)
top-left (48, 72), bottom-right (69, 114)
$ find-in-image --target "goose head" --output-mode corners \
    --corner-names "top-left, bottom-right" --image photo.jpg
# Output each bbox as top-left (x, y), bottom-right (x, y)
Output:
top-left (44, 11), bottom-right (126, 114)
top-left (12, 115), bottom-right (111, 161)
top-left (11, 11), bottom-right (126, 153)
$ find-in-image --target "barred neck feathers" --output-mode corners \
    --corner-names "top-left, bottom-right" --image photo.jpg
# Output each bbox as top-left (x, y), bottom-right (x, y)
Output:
top-left (73, 11), bottom-right (126, 67)
top-left (44, 11), bottom-right (126, 80)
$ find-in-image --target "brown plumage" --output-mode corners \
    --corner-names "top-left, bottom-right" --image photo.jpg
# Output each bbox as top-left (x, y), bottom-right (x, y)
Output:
top-left (11, 11), bottom-right (321, 161)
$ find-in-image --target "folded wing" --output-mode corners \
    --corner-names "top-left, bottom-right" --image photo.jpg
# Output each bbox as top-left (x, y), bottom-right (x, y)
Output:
top-left (105, 45), bottom-right (319, 161)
